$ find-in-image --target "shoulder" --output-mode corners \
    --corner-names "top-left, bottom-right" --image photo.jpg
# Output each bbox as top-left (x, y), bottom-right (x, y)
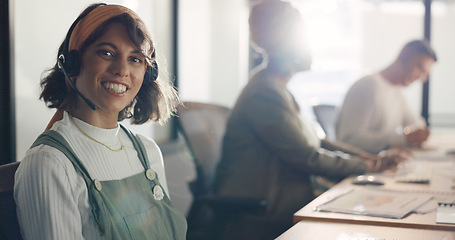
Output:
top-left (18, 144), bottom-right (77, 176)
top-left (241, 72), bottom-right (288, 106)
top-left (354, 74), bottom-right (381, 88)
top-left (347, 74), bottom-right (383, 95)
top-left (15, 144), bottom-right (79, 193)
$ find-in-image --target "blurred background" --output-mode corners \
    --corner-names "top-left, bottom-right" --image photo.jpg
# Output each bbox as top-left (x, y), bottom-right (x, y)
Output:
top-left (1, 0), bottom-right (454, 217)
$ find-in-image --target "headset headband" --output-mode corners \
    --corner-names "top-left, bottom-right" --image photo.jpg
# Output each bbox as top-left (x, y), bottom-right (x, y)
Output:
top-left (67, 4), bottom-right (141, 52)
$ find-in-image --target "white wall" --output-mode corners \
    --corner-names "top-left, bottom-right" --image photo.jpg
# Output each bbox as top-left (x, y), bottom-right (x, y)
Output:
top-left (178, 0), bottom-right (250, 107)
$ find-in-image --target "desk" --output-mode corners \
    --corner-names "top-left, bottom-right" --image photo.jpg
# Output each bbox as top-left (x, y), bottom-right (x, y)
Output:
top-left (276, 220), bottom-right (455, 240)
top-left (285, 130), bottom-right (455, 239)
top-left (294, 130), bottom-right (455, 231)
top-left (294, 173), bottom-right (455, 231)
top-left (421, 128), bottom-right (455, 154)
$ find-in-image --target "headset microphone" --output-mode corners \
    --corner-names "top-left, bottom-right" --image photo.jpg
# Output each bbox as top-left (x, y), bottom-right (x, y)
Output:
top-left (58, 54), bottom-right (97, 110)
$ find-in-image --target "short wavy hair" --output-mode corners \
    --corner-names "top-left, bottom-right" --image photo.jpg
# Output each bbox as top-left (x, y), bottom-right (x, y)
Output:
top-left (40, 3), bottom-right (178, 124)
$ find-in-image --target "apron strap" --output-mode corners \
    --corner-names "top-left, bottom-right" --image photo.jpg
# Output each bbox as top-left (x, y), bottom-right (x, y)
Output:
top-left (119, 125), bottom-right (164, 194)
top-left (119, 124), bottom-right (150, 171)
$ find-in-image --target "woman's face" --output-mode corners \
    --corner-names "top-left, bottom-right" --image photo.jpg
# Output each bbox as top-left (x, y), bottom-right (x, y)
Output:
top-left (75, 22), bottom-right (147, 114)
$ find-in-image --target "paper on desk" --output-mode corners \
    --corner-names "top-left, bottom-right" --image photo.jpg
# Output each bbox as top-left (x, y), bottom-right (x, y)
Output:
top-left (314, 188), bottom-right (433, 219)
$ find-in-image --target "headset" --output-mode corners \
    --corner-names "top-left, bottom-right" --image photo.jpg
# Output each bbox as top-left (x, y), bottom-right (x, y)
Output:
top-left (57, 3), bottom-right (158, 111)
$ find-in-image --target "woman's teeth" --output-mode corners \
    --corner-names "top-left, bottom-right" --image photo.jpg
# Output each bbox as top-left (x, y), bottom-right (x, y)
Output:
top-left (103, 83), bottom-right (127, 93)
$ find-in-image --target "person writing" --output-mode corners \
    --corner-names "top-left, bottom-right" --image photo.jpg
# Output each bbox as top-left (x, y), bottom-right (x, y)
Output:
top-left (337, 40), bottom-right (437, 154)
top-left (214, 0), bottom-right (409, 239)
top-left (14, 3), bottom-right (186, 239)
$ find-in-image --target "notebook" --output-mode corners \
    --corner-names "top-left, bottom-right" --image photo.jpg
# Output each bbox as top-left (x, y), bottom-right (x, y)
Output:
top-left (436, 202), bottom-right (455, 224)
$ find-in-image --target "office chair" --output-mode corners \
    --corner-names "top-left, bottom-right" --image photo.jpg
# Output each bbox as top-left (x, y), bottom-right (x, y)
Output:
top-left (0, 161), bottom-right (23, 240)
top-left (176, 101), bottom-right (268, 240)
top-left (312, 104), bottom-right (339, 141)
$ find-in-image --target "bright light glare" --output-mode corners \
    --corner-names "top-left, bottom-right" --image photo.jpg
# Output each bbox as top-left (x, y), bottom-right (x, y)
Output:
top-left (121, 0), bottom-right (139, 12)
top-left (295, 0), bottom-right (339, 56)
top-left (293, 0), bottom-right (363, 71)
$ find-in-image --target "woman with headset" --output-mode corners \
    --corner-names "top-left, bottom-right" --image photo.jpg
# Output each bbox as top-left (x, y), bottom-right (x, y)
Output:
top-left (14, 3), bottom-right (186, 239)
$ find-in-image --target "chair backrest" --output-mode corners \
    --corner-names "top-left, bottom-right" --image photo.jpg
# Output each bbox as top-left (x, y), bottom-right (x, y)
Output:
top-left (176, 102), bottom-right (231, 196)
top-left (0, 161), bottom-right (23, 240)
top-left (312, 104), bottom-right (339, 141)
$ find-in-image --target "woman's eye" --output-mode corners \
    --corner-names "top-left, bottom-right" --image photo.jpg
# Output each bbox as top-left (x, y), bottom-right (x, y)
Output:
top-left (130, 57), bottom-right (143, 63)
top-left (97, 50), bottom-right (114, 57)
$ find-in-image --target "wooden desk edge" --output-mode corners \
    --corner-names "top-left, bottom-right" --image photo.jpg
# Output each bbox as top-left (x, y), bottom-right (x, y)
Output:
top-left (294, 214), bottom-right (455, 231)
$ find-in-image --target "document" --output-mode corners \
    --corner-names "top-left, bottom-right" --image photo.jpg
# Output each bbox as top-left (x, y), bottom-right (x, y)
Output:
top-left (314, 188), bottom-right (433, 219)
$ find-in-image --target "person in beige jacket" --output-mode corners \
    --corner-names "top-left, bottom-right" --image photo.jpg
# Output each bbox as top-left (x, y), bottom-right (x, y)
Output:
top-left (214, 0), bottom-right (409, 239)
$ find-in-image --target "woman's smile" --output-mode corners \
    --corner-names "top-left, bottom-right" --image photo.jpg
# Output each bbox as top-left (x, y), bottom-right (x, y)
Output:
top-left (102, 82), bottom-right (128, 94)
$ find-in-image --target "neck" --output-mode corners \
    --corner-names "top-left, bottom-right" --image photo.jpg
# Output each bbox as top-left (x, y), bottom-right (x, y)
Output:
top-left (71, 106), bottom-right (119, 129)
top-left (266, 62), bottom-right (294, 86)
top-left (380, 61), bottom-right (405, 86)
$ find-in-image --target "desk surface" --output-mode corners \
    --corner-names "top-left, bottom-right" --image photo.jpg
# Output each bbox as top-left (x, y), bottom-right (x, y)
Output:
top-left (294, 130), bottom-right (455, 231)
top-left (421, 128), bottom-right (455, 154)
top-left (294, 174), bottom-right (455, 231)
top-left (277, 220), bottom-right (455, 240)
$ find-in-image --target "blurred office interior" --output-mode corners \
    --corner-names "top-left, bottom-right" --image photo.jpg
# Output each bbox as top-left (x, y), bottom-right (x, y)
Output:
top-left (1, 0), bottom-right (455, 217)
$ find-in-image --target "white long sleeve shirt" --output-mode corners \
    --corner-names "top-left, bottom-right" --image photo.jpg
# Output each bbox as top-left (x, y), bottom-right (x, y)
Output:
top-left (14, 112), bottom-right (168, 240)
top-left (337, 73), bottom-right (426, 154)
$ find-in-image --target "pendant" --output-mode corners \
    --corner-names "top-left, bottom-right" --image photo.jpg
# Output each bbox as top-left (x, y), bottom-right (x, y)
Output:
top-left (153, 185), bottom-right (164, 201)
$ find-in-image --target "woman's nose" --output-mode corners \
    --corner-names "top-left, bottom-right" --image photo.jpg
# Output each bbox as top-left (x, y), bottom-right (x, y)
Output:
top-left (111, 58), bottom-right (129, 77)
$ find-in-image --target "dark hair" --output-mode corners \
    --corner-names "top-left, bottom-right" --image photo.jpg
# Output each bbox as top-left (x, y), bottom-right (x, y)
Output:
top-left (40, 3), bottom-right (178, 124)
top-left (398, 39), bottom-right (438, 63)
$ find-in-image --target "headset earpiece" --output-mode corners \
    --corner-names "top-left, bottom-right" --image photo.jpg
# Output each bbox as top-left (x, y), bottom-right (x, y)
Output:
top-left (58, 49), bottom-right (81, 77)
top-left (144, 62), bottom-right (159, 82)
top-left (58, 4), bottom-right (105, 78)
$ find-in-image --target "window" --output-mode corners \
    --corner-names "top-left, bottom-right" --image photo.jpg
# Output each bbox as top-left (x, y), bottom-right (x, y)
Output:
top-left (287, 0), bottom-right (454, 128)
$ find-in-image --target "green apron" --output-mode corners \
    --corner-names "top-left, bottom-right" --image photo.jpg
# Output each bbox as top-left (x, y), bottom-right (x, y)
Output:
top-left (31, 125), bottom-right (187, 240)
